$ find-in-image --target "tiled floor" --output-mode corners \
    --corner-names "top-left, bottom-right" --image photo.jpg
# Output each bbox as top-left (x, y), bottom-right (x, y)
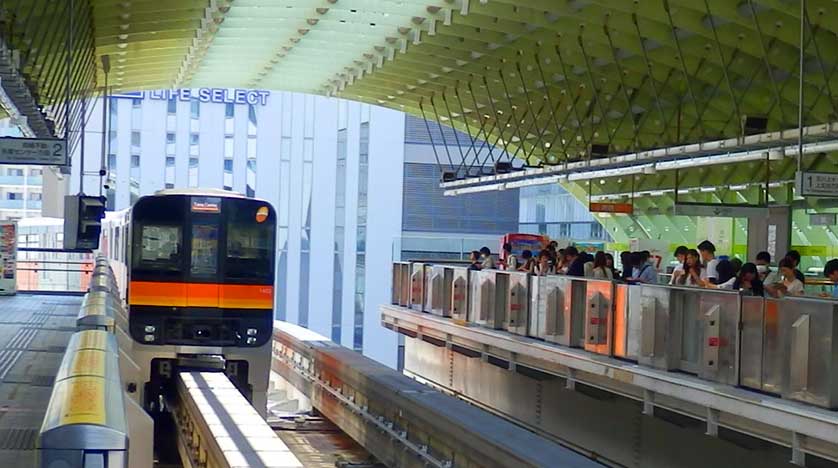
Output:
top-left (0, 294), bottom-right (81, 467)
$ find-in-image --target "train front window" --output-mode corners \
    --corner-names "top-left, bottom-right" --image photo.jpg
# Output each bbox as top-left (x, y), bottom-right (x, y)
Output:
top-left (225, 204), bottom-right (274, 281)
top-left (136, 225), bottom-right (181, 271)
top-left (191, 222), bottom-right (219, 277)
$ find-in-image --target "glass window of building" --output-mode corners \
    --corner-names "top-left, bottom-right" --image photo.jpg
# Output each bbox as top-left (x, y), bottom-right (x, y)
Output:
top-left (224, 136), bottom-right (234, 158)
top-left (131, 100), bottom-right (142, 129)
top-left (331, 128), bottom-right (348, 342)
top-left (190, 99), bottom-right (200, 120)
top-left (165, 183), bottom-right (174, 189)
top-left (190, 133), bottom-right (199, 157)
top-left (166, 132), bottom-right (176, 144)
top-left (247, 104), bottom-right (257, 136)
top-left (353, 121), bottom-right (370, 351)
top-left (167, 97), bottom-right (177, 114)
top-left (29, 192), bottom-right (42, 201)
top-left (189, 157), bottom-right (199, 168)
top-left (131, 155), bottom-right (140, 168)
top-left (131, 131), bottom-right (141, 152)
top-left (166, 156), bottom-right (175, 167)
top-left (108, 97), bottom-right (119, 127)
top-left (225, 103), bottom-right (234, 119)
top-left (30, 168), bottom-right (42, 176)
top-left (223, 159), bottom-right (233, 172)
top-left (7, 168), bottom-right (23, 176)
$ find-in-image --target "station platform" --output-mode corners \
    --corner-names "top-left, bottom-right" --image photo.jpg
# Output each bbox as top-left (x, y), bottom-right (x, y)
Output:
top-left (0, 294), bottom-right (81, 467)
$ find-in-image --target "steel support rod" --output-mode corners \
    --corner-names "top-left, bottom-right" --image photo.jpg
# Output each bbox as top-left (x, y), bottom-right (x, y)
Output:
top-left (418, 97), bottom-right (445, 174)
top-left (452, 84), bottom-right (481, 174)
top-left (798, 0), bottom-right (806, 174)
top-left (441, 89), bottom-right (468, 175)
top-left (429, 93), bottom-right (456, 172)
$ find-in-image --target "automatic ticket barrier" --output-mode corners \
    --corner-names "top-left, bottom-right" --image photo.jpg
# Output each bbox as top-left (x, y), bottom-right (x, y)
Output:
top-left (529, 276), bottom-right (585, 348)
top-left (503, 272), bottom-right (529, 336)
top-left (470, 270), bottom-right (508, 329)
top-left (741, 296), bottom-right (838, 408)
top-left (409, 263), bottom-right (427, 312)
top-left (450, 267), bottom-right (470, 322)
top-left (391, 262), bottom-right (411, 307)
top-left (613, 284), bottom-right (641, 361)
top-left (425, 266), bottom-right (454, 317)
top-left (634, 285), bottom-right (740, 384)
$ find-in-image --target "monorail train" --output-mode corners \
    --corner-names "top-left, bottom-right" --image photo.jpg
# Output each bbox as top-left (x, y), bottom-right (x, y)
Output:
top-left (101, 188), bottom-right (276, 416)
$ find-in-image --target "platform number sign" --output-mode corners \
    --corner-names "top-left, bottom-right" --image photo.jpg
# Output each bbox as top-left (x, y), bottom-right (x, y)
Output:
top-left (0, 137), bottom-right (67, 165)
top-left (796, 171), bottom-right (838, 198)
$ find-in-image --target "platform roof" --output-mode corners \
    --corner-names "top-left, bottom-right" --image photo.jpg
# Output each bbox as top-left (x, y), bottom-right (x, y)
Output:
top-left (87, 0), bottom-right (837, 170)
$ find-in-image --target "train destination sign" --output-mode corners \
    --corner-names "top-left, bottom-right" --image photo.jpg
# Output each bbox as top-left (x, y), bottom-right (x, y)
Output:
top-left (0, 137), bottom-right (67, 166)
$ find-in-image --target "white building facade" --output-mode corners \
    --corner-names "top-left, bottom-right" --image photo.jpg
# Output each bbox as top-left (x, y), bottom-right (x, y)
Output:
top-left (70, 91), bottom-right (405, 368)
top-left (0, 120), bottom-right (44, 220)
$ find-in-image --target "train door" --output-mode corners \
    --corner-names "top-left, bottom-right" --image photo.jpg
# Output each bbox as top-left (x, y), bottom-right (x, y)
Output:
top-left (186, 196), bottom-right (223, 314)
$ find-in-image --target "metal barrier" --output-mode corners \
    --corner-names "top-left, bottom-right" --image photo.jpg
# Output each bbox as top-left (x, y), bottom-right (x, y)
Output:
top-left (391, 261), bottom-right (838, 409)
top-left (39, 255), bottom-right (153, 468)
top-left (16, 248), bottom-right (94, 294)
top-left (38, 331), bottom-right (128, 468)
top-left (274, 321), bottom-right (600, 468)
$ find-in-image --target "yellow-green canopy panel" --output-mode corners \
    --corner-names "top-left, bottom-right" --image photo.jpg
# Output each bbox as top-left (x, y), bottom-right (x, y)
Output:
top-left (89, 0), bottom-right (837, 168)
top-left (4, 0), bottom-right (833, 167)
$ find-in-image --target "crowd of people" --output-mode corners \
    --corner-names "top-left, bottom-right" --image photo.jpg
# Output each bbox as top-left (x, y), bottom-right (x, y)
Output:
top-left (466, 240), bottom-right (838, 299)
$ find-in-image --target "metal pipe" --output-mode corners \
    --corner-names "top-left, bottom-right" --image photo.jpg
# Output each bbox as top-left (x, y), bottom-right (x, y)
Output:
top-left (64, 0), bottom-right (73, 142)
top-left (100, 55), bottom-right (109, 196)
top-left (445, 140), bottom-right (838, 195)
top-left (798, 0), bottom-right (805, 174)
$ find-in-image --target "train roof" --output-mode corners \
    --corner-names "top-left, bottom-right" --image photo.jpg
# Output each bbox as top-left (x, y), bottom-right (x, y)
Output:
top-left (143, 188), bottom-right (274, 208)
top-left (153, 188), bottom-right (246, 198)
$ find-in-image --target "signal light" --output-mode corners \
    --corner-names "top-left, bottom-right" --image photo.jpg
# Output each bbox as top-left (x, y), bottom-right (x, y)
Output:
top-left (63, 195), bottom-right (106, 250)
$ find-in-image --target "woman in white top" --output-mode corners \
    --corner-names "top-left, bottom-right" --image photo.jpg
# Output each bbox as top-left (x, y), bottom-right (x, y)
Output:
top-left (767, 258), bottom-right (805, 297)
top-left (589, 251), bottom-right (614, 280)
top-left (675, 249), bottom-right (703, 286)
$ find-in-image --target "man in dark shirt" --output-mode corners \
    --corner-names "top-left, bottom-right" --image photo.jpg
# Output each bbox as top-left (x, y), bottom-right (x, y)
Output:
top-left (565, 247), bottom-right (590, 277)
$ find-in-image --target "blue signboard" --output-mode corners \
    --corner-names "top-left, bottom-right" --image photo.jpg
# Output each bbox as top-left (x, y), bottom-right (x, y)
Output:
top-left (112, 88), bottom-right (270, 106)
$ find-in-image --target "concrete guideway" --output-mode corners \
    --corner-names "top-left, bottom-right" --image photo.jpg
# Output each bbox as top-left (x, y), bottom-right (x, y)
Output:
top-left (271, 320), bottom-right (602, 468)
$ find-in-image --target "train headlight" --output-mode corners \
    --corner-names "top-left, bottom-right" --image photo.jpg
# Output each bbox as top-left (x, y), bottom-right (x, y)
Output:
top-left (246, 337), bottom-right (257, 345)
top-left (256, 206), bottom-right (269, 223)
top-left (246, 328), bottom-right (258, 336)
top-left (144, 325), bottom-right (156, 333)
top-left (143, 334), bottom-right (155, 342)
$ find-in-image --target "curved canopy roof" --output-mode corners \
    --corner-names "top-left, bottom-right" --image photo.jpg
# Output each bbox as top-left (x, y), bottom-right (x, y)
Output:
top-left (2, 0), bottom-right (834, 174)
top-left (91, 0), bottom-right (837, 170)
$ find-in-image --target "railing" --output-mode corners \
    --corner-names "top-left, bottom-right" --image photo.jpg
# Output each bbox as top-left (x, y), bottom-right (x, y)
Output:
top-left (392, 261), bottom-right (838, 410)
top-left (16, 248), bottom-right (94, 294)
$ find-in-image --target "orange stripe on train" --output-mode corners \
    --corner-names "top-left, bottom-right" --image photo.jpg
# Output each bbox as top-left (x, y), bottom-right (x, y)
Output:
top-left (129, 282), bottom-right (274, 309)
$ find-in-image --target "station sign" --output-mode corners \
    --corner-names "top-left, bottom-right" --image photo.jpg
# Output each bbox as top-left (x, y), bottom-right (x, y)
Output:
top-left (0, 137), bottom-right (67, 165)
top-left (589, 202), bottom-right (633, 214)
top-left (810, 213), bottom-right (837, 226)
top-left (796, 171), bottom-right (838, 198)
top-left (674, 203), bottom-right (767, 218)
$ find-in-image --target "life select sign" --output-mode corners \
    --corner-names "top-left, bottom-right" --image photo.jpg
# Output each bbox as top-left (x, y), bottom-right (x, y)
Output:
top-left (149, 89), bottom-right (269, 105)
top-left (116, 88), bottom-right (270, 106)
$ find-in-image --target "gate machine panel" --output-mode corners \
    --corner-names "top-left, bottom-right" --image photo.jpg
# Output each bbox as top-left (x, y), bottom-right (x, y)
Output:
top-left (101, 189), bottom-right (276, 417)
